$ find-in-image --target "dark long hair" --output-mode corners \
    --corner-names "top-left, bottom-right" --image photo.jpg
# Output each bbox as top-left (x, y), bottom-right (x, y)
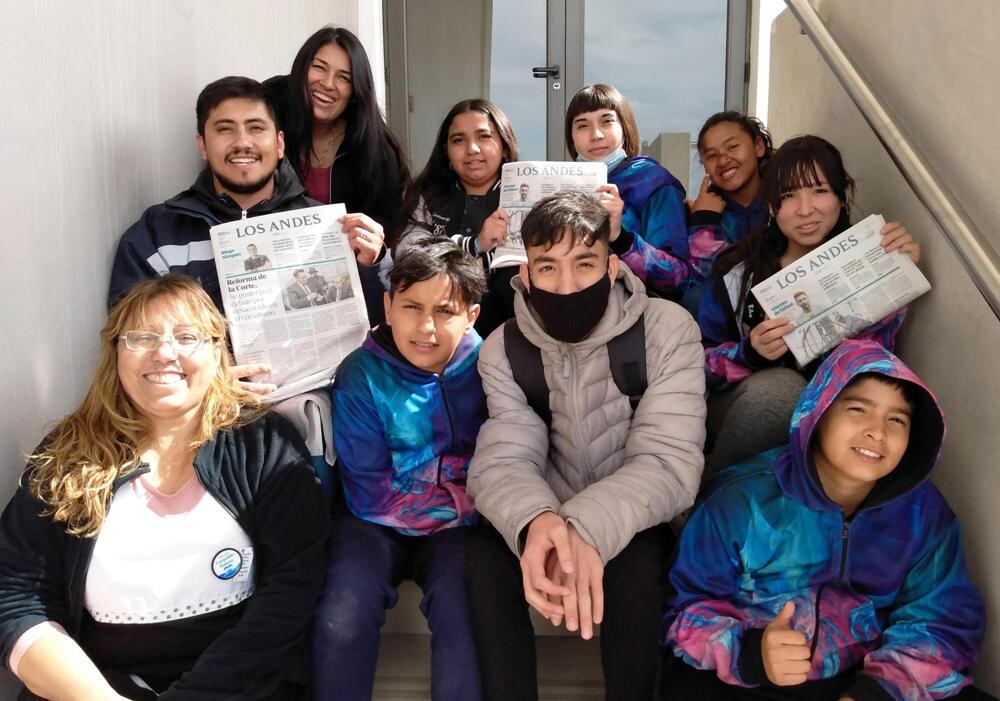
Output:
top-left (564, 84), bottom-right (641, 159)
top-left (398, 99), bottom-right (518, 242)
top-left (715, 134), bottom-right (856, 310)
top-left (283, 27), bottom-right (410, 223)
top-left (696, 110), bottom-right (774, 170)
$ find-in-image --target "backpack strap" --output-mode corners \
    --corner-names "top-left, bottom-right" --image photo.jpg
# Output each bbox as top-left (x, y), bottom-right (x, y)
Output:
top-left (606, 314), bottom-right (647, 413)
top-left (503, 319), bottom-right (552, 428)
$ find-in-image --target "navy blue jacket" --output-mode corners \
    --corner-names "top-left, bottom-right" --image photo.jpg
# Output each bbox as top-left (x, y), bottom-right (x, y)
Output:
top-left (108, 160), bottom-right (315, 312)
top-left (108, 160), bottom-right (390, 326)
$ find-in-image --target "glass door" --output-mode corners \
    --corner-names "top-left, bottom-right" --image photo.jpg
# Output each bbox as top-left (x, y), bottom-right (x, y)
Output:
top-left (386, 0), bottom-right (746, 190)
top-left (487, 0), bottom-right (554, 160)
top-left (487, 0), bottom-right (741, 191)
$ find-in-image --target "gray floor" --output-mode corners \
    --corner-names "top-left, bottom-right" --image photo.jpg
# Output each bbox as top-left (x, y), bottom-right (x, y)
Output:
top-left (373, 633), bottom-right (604, 701)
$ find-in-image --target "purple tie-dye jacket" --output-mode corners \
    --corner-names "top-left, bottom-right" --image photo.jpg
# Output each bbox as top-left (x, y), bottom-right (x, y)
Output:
top-left (608, 156), bottom-right (691, 296)
top-left (699, 260), bottom-right (907, 391)
top-left (332, 328), bottom-right (485, 535)
top-left (687, 193), bottom-right (768, 281)
top-left (664, 341), bottom-right (984, 700)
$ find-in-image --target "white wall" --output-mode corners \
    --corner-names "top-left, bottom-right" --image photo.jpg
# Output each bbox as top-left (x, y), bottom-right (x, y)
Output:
top-left (0, 3), bottom-right (381, 692)
top-left (769, 1), bottom-right (1000, 690)
top-left (0, 0), bottom-right (385, 490)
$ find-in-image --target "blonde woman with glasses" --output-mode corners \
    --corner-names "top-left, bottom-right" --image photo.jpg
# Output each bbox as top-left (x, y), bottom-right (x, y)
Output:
top-left (0, 274), bottom-right (328, 701)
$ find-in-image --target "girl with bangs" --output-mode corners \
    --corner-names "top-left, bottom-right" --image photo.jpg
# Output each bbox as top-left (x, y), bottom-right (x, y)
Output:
top-left (0, 275), bottom-right (327, 700)
top-left (565, 84), bottom-right (691, 300)
top-left (396, 98), bottom-right (520, 337)
top-left (698, 135), bottom-right (922, 475)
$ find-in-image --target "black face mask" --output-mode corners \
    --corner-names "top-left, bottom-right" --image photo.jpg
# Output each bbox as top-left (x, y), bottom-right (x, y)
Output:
top-left (528, 272), bottom-right (612, 343)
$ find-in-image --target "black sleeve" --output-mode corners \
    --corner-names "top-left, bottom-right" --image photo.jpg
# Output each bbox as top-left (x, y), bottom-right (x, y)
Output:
top-left (160, 416), bottom-right (330, 700)
top-left (609, 228), bottom-right (635, 255)
top-left (688, 210), bottom-right (723, 227)
top-left (373, 146), bottom-right (408, 237)
top-left (735, 627), bottom-right (768, 685)
top-left (0, 468), bottom-right (71, 666)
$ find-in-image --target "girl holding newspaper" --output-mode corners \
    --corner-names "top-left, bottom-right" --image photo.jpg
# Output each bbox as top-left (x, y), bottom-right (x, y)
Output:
top-left (698, 135), bottom-right (921, 475)
top-left (396, 99), bottom-right (520, 337)
top-left (565, 84), bottom-right (691, 300)
top-left (265, 26), bottom-right (411, 327)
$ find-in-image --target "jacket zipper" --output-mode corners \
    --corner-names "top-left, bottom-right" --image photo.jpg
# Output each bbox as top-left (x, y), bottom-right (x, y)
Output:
top-left (564, 349), bottom-right (590, 474)
top-left (810, 517), bottom-right (851, 659)
top-left (437, 375), bottom-right (458, 486)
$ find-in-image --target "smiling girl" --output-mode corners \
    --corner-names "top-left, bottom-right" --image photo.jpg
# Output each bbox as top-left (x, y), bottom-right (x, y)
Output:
top-left (565, 84), bottom-right (691, 300)
top-left (699, 135), bottom-right (921, 474)
top-left (688, 111), bottom-right (774, 282)
top-left (397, 99), bottom-right (520, 336)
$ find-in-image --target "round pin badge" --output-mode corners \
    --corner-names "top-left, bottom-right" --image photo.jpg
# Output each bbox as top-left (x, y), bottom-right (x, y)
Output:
top-left (212, 548), bottom-right (243, 580)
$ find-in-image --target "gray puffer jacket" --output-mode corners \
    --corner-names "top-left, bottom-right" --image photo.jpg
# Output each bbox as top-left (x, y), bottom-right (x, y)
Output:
top-left (468, 266), bottom-right (706, 562)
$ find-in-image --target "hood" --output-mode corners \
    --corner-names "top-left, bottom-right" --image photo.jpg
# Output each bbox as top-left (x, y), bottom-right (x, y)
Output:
top-left (364, 324), bottom-right (481, 380)
top-left (510, 264), bottom-right (648, 353)
top-left (775, 339), bottom-right (945, 512)
top-left (169, 158), bottom-right (310, 222)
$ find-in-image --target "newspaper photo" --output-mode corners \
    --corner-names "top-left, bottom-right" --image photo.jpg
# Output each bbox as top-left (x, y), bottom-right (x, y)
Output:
top-left (750, 213), bottom-right (931, 366)
top-left (209, 203), bottom-right (369, 402)
top-left (491, 160), bottom-right (608, 269)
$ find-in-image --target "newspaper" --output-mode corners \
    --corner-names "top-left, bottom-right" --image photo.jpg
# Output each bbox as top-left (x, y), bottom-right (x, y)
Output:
top-left (209, 203), bottom-right (369, 403)
top-left (750, 213), bottom-right (930, 366)
top-left (491, 160), bottom-right (608, 269)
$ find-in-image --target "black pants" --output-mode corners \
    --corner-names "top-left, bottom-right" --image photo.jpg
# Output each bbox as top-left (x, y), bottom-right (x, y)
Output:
top-left (659, 656), bottom-right (997, 701)
top-left (466, 522), bottom-right (675, 701)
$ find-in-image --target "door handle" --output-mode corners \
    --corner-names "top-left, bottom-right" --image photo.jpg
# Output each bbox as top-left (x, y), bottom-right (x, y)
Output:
top-left (531, 64), bottom-right (560, 79)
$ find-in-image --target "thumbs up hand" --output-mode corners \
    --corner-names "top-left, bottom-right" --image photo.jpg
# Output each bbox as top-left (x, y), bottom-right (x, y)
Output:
top-left (762, 601), bottom-right (811, 686)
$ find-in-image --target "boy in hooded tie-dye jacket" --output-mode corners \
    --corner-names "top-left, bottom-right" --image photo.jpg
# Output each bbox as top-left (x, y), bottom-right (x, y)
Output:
top-left (663, 340), bottom-right (984, 700)
top-left (312, 237), bottom-right (488, 701)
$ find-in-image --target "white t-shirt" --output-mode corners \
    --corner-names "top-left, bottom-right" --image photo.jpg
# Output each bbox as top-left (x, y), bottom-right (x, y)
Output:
top-left (85, 475), bottom-right (255, 624)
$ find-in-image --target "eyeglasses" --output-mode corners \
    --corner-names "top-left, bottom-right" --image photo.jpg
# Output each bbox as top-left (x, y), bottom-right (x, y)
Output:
top-left (119, 330), bottom-right (213, 355)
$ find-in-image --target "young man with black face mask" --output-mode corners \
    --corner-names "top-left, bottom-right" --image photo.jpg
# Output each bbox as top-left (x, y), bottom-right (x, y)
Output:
top-left (466, 189), bottom-right (706, 700)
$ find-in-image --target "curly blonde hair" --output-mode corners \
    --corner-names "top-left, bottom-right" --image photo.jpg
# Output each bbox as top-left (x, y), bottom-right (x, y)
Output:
top-left (28, 275), bottom-right (265, 536)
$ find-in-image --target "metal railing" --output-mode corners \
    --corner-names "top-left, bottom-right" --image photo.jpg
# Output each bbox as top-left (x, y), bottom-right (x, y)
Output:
top-left (783, 0), bottom-right (1000, 321)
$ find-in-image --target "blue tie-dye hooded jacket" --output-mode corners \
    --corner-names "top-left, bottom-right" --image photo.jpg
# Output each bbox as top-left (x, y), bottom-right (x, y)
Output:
top-left (664, 340), bottom-right (984, 700)
top-left (332, 327), bottom-right (485, 536)
top-left (607, 156), bottom-right (691, 296)
top-left (687, 192), bottom-right (768, 281)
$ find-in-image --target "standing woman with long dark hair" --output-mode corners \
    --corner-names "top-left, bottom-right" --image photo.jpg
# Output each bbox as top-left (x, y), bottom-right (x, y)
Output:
top-left (265, 26), bottom-right (411, 326)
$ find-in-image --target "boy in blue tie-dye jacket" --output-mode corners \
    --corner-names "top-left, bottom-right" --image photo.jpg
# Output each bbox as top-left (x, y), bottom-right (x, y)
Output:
top-left (312, 236), bottom-right (488, 701)
top-left (663, 340), bottom-right (984, 700)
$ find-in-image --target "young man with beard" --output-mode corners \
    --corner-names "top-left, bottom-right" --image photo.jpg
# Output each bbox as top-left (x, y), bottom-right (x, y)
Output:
top-left (108, 77), bottom-right (312, 313)
top-left (466, 190), bottom-right (706, 700)
top-left (108, 76), bottom-right (387, 323)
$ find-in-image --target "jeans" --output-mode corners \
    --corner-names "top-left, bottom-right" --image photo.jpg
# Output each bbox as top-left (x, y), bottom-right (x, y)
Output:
top-left (312, 514), bottom-right (481, 701)
top-left (466, 522), bottom-right (674, 701)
